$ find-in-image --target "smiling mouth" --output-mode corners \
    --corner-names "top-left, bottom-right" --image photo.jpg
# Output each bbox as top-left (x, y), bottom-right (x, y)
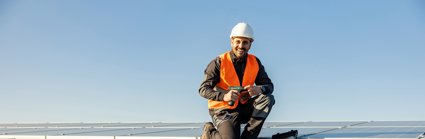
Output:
top-left (237, 48), bottom-right (246, 53)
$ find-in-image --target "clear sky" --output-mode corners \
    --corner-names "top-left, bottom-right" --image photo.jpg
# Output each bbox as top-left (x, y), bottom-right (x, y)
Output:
top-left (1, 0), bottom-right (424, 123)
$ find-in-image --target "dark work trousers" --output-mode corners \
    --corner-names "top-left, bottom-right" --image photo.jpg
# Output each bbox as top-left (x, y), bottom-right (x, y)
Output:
top-left (207, 94), bottom-right (275, 139)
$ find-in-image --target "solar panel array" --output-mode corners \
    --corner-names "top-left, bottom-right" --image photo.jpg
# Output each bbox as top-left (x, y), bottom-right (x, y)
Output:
top-left (0, 121), bottom-right (424, 139)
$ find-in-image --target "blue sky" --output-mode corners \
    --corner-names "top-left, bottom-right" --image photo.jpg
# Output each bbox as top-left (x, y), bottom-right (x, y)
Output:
top-left (1, 0), bottom-right (424, 123)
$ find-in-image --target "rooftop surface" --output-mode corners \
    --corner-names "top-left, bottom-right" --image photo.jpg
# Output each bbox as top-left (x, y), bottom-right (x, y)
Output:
top-left (0, 121), bottom-right (424, 139)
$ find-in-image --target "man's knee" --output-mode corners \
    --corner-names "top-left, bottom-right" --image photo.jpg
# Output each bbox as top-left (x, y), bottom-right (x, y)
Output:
top-left (255, 94), bottom-right (275, 107)
top-left (216, 120), bottom-right (237, 139)
top-left (252, 94), bottom-right (275, 118)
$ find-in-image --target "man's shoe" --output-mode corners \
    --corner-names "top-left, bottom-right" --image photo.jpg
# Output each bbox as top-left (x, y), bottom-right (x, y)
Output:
top-left (201, 122), bottom-right (214, 139)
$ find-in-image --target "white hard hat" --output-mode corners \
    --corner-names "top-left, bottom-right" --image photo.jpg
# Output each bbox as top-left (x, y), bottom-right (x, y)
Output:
top-left (230, 22), bottom-right (254, 39)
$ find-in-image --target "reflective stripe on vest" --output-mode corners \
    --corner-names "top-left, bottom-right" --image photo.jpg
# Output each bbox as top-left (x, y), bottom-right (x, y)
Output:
top-left (208, 51), bottom-right (259, 109)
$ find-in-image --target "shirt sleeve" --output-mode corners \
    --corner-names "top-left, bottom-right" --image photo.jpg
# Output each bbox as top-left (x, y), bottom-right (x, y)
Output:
top-left (255, 57), bottom-right (274, 94)
top-left (199, 57), bottom-right (226, 101)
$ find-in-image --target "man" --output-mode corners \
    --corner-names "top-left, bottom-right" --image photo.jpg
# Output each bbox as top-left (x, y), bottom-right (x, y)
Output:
top-left (199, 22), bottom-right (275, 139)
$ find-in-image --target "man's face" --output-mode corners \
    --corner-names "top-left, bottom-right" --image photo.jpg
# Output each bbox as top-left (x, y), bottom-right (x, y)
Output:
top-left (231, 37), bottom-right (253, 58)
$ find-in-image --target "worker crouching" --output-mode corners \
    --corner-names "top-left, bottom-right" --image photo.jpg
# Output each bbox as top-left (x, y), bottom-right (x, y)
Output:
top-left (199, 22), bottom-right (275, 139)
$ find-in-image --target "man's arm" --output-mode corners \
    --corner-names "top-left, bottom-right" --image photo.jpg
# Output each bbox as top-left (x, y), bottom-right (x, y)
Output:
top-left (255, 57), bottom-right (274, 94)
top-left (199, 57), bottom-right (226, 101)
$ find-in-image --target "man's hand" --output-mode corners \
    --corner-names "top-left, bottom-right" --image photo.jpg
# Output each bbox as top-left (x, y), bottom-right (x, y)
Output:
top-left (223, 90), bottom-right (239, 102)
top-left (244, 85), bottom-right (262, 96)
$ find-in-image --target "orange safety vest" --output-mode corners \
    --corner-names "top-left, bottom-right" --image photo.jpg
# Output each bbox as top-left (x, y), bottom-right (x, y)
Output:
top-left (208, 51), bottom-right (259, 109)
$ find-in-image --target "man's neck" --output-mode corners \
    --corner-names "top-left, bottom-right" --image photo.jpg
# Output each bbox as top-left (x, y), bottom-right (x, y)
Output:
top-left (229, 51), bottom-right (247, 62)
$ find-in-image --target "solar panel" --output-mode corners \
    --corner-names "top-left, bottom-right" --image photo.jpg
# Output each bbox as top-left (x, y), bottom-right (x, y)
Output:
top-left (280, 121), bottom-right (368, 127)
top-left (262, 122), bottom-right (302, 128)
top-left (3, 128), bottom-right (80, 135)
top-left (306, 127), bottom-right (425, 138)
top-left (356, 121), bottom-right (425, 127)
top-left (129, 128), bottom-right (199, 137)
top-left (0, 128), bottom-right (45, 134)
top-left (0, 121), bottom-right (423, 139)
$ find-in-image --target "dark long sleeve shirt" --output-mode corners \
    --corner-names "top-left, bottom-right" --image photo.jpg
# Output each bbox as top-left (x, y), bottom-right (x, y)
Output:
top-left (199, 51), bottom-right (274, 101)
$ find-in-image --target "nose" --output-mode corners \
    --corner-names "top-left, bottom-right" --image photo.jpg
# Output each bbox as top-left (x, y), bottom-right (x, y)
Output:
top-left (238, 43), bottom-right (248, 49)
top-left (236, 42), bottom-right (244, 47)
top-left (236, 43), bottom-right (242, 48)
